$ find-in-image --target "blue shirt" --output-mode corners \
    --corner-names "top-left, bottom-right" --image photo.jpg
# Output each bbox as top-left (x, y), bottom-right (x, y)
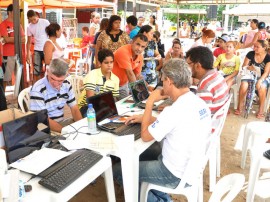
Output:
top-left (129, 26), bottom-right (140, 39)
top-left (29, 76), bottom-right (76, 122)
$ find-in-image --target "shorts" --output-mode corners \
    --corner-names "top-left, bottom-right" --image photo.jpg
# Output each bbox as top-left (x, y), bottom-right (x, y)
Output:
top-left (33, 50), bottom-right (44, 75)
top-left (3, 56), bottom-right (16, 82)
top-left (241, 77), bottom-right (270, 89)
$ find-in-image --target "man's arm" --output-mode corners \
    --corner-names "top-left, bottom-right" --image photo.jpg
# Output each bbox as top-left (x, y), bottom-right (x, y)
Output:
top-left (70, 104), bottom-right (83, 122)
top-left (26, 36), bottom-right (32, 64)
top-left (126, 67), bottom-right (137, 83)
top-left (48, 118), bottom-right (64, 133)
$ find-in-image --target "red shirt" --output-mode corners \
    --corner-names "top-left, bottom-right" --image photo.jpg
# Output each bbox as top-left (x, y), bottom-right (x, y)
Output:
top-left (213, 47), bottom-right (226, 58)
top-left (0, 19), bottom-right (25, 56)
top-left (81, 35), bottom-right (91, 55)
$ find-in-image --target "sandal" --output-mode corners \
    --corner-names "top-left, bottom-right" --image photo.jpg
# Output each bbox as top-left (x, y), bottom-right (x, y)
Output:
top-left (256, 113), bottom-right (265, 119)
top-left (234, 109), bottom-right (242, 115)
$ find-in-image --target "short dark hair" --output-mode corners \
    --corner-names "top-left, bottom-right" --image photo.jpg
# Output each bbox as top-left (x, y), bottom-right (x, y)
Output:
top-left (138, 25), bottom-right (152, 34)
top-left (251, 19), bottom-right (259, 27)
top-left (133, 33), bottom-right (148, 43)
top-left (107, 15), bottom-right (121, 32)
top-left (98, 49), bottom-right (114, 63)
top-left (27, 10), bottom-right (37, 18)
top-left (186, 46), bottom-right (214, 70)
top-left (126, 15), bottom-right (137, 26)
top-left (45, 23), bottom-right (61, 37)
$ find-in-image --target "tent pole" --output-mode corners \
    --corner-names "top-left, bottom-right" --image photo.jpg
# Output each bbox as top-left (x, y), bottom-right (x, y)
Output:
top-left (177, 0), bottom-right (179, 38)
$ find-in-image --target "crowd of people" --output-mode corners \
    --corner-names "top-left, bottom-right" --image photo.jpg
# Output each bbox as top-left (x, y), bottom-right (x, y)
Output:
top-left (1, 4), bottom-right (270, 200)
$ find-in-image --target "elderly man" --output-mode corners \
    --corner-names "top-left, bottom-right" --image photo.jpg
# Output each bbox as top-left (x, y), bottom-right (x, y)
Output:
top-left (113, 59), bottom-right (212, 201)
top-left (30, 58), bottom-right (82, 133)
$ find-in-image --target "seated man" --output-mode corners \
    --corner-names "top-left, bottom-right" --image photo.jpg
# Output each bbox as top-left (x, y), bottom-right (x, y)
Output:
top-left (78, 49), bottom-right (120, 117)
top-left (30, 58), bottom-right (82, 133)
top-left (186, 46), bottom-right (230, 115)
top-left (113, 59), bottom-right (212, 201)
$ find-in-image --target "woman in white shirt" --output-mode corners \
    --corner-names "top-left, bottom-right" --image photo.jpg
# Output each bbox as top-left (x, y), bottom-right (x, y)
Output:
top-left (43, 23), bottom-right (64, 65)
top-left (191, 27), bottom-right (215, 50)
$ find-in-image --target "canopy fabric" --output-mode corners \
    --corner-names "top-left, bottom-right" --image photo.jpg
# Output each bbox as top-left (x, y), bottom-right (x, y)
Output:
top-left (223, 4), bottom-right (270, 15)
top-left (162, 8), bottom-right (206, 14)
top-left (0, 0), bottom-right (115, 8)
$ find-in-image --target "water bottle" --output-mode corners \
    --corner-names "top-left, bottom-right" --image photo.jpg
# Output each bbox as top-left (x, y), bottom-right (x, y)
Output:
top-left (87, 104), bottom-right (97, 134)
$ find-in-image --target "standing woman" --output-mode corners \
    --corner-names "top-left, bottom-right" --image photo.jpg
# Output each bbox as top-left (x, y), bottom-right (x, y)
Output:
top-left (89, 12), bottom-right (100, 68)
top-left (139, 25), bottom-right (161, 84)
top-left (235, 40), bottom-right (270, 118)
top-left (190, 27), bottom-right (215, 50)
top-left (148, 15), bottom-right (158, 32)
top-left (95, 15), bottom-right (130, 67)
top-left (43, 23), bottom-right (64, 65)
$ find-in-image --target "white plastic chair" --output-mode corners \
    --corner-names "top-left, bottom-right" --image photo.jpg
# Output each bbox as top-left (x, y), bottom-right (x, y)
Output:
top-left (140, 133), bottom-right (216, 202)
top-left (74, 48), bottom-right (92, 75)
top-left (240, 121), bottom-right (270, 202)
top-left (17, 86), bottom-right (32, 113)
top-left (208, 94), bottom-right (232, 192)
top-left (66, 75), bottom-right (84, 100)
top-left (208, 173), bottom-right (245, 202)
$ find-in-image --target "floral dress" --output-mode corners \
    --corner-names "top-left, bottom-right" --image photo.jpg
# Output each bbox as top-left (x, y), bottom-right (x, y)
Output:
top-left (142, 40), bottom-right (157, 84)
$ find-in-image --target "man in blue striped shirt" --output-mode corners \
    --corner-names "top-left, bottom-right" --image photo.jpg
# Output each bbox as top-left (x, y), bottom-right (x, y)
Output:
top-left (30, 58), bottom-right (82, 133)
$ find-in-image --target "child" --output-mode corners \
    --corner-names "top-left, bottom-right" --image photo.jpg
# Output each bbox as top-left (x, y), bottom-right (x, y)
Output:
top-left (214, 41), bottom-right (240, 89)
top-left (78, 49), bottom-right (120, 117)
top-left (213, 35), bottom-right (229, 58)
top-left (81, 27), bottom-right (91, 58)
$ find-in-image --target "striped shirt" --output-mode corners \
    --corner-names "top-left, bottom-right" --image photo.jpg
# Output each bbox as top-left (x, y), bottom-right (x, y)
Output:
top-left (78, 68), bottom-right (119, 109)
top-left (197, 69), bottom-right (229, 115)
top-left (29, 76), bottom-right (76, 122)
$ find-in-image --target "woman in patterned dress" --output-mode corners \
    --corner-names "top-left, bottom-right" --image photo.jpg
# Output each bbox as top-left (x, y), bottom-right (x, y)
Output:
top-left (138, 25), bottom-right (161, 84)
top-left (95, 15), bottom-right (130, 67)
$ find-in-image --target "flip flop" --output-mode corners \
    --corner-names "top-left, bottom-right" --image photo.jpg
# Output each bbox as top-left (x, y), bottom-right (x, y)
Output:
top-left (256, 113), bottom-right (265, 119)
top-left (234, 109), bottom-right (242, 115)
top-left (263, 149), bottom-right (270, 160)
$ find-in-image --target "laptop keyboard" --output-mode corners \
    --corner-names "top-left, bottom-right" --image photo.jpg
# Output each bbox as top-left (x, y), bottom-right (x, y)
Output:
top-left (38, 149), bottom-right (102, 193)
top-left (114, 123), bottom-right (141, 140)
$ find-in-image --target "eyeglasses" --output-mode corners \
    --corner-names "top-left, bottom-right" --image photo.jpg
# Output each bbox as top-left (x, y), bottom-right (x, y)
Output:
top-left (186, 61), bottom-right (194, 66)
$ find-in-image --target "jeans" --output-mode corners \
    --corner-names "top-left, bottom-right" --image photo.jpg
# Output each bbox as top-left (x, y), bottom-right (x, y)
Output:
top-left (113, 155), bottom-right (180, 202)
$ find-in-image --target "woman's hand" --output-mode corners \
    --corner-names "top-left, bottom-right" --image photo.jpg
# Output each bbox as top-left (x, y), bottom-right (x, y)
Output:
top-left (247, 65), bottom-right (256, 71)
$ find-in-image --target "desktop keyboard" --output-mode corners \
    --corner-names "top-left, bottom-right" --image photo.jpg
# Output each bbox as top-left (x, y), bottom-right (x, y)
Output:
top-left (38, 149), bottom-right (103, 193)
top-left (114, 123), bottom-right (141, 140)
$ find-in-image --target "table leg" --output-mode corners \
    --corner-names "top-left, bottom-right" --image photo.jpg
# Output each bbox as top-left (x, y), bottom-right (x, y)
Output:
top-left (103, 162), bottom-right (116, 202)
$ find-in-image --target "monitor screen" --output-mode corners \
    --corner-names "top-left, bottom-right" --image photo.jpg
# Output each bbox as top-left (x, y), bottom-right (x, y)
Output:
top-left (129, 80), bottom-right (149, 104)
top-left (86, 91), bottom-right (118, 123)
top-left (2, 109), bottom-right (50, 163)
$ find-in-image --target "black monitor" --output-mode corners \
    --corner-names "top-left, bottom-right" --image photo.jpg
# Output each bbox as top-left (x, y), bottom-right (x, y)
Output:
top-left (86, 91), bottom-right (118, 122)
top-left (2, 109), bottom-right (50, 163)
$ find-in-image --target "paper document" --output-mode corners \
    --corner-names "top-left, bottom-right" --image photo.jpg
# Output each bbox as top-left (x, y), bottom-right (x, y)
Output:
top-left (9, 148), bottom-right (71, 175)
top-left (60, 134), bottom-right (116, 151)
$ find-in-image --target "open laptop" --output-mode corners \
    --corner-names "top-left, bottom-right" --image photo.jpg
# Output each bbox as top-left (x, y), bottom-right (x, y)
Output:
top-left (86, 91), bottom-right (141, 140)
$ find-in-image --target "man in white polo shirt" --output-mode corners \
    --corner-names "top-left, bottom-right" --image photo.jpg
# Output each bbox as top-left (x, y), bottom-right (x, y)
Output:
top-left (113, 59), bottom-right (212, 201)
top-left (26, 10), bottom-right (50, 83)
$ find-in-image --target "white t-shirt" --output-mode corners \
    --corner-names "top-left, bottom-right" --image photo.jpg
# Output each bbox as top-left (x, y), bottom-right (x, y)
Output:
top-left (148, 92), bottom-right (211, 184)
top-left (27, 18), bottom-right (50, 51)
top-left (90, 23), bottom-right (100, 35)
top-left (191, 38), bottom-right (212, 51)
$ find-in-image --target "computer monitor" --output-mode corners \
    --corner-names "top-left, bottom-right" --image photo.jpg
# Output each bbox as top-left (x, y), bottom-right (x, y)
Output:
top-left (2, 109), bottom-right (50, 163)
top-left (86, 91), bottom-right (118, 123)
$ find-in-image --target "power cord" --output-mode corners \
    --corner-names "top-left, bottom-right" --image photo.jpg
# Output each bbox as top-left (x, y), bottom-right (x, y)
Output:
top-left (62, 124), bottom-right (101, 140)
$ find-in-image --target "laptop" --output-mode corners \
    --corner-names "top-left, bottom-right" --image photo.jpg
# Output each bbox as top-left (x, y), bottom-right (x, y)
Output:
top-left (86, 91), bottom-right (141, 140)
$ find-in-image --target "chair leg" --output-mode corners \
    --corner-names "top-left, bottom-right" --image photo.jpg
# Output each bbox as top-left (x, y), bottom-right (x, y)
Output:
top-left (209, 149), bottom-right (217, 192)
top-left (241, 126), bottom-right (251, 169)
top-left (140, 182), bottom-right (149, 202)
top-left (216, 139), bottom-right (221, 178)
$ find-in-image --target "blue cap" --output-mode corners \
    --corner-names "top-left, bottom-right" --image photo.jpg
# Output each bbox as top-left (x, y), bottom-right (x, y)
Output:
top-left (88, 103), bottom-right (93, 108)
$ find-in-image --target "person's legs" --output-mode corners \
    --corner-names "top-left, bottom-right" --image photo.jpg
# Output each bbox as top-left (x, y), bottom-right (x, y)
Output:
top-left (235, 80), bottom-right (249, 114)
top-left (119, 84), bottom-right (129, 100)
top-left (256, 80), bottom-right (269, 118)
top-left (3, 56), bottom-right (16, 90)
top-left (33, 51), bottom-right (44, 83)
top-left (113, 155), bottom-right (180, 202)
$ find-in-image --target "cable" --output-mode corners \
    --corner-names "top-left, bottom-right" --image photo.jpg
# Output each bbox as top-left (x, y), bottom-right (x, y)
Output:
top-left (119, 109), bottom-right (143, 116)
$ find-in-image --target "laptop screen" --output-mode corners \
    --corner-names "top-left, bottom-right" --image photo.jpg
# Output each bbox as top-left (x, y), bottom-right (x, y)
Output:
top-left (129, 80), bottom-right (149, 104)
top-left (86, 91), bottom-right (118, 123)
top-left (2, 109), bottom-right (50, 163)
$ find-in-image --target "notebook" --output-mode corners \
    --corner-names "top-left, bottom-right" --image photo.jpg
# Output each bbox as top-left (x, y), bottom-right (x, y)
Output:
top-left (86, 91), bottom-right (141, 138)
